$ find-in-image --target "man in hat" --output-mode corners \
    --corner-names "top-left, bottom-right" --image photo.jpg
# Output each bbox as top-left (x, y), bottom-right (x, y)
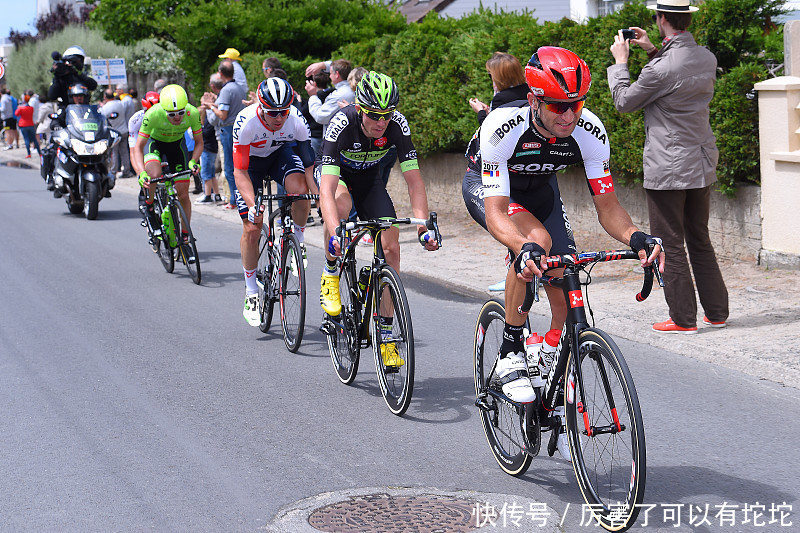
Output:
top-left (608, 0), bottom-right (728, 334)
top-left (218, 48), bottom-right (248, 93)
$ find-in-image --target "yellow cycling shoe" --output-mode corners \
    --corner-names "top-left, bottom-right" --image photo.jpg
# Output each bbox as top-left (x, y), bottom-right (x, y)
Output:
top-left (320, 272), bottom-right (342, 315)
top-left (381, 342), bottom-right (405, 368)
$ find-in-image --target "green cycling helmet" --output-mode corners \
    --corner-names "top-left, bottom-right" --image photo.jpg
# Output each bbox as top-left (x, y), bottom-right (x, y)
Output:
top-left (355, 71), bottom-right (399, 111)
top-left (159, 84), bottom-right (188, 112)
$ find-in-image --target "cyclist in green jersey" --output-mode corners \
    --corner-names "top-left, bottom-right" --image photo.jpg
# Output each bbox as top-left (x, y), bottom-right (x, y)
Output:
top-left (133, 84), bottom-right (203, 232)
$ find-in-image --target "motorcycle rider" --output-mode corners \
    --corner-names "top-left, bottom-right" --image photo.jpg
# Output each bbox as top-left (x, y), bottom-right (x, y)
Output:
top-left (43, 46), bottom-right (98, 192)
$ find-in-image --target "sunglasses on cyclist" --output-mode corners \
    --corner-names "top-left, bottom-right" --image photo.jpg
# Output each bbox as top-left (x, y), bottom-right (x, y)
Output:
top-left (263, 108), bottom-right (290, 118)
top-left (361, 108), bottom-right (394, 121)
top-left (538, 97), bottom-right (585, 115)
top-left (167, 109), bottom-right (186, 118)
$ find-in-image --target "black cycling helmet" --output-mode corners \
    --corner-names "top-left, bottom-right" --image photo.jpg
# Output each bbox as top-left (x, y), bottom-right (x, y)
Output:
top-left (355, 71), bottom-right (399, 111)
top-left (257, 77), bottom-right (294, 110)
top-left (62, 45), bottom-right (86, 71)
top-left (68, 83), bottom-right (90, 104)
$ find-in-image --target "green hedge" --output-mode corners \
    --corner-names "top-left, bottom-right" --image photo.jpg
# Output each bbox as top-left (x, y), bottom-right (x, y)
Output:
top-left (332, 0), bottom-right (782, 195)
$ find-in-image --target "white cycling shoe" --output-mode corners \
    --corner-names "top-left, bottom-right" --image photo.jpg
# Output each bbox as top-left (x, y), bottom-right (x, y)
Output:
top-left (494, 352), bottom-right (537, 403)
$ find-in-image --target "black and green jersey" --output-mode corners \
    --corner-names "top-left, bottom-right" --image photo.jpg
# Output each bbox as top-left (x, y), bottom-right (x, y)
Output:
top-left (320, 105), bottom-right (418, 177)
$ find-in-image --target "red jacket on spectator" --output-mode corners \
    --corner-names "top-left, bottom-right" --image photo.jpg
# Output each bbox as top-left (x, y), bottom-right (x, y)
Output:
top-left (15, 105), bottom-right (35, 128)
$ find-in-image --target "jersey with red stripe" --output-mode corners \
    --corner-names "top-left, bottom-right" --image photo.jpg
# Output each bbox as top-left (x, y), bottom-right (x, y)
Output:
top-left (479, 106), bottom-right (613, 198)
top-left (232, 104), bottom-right (310, 169)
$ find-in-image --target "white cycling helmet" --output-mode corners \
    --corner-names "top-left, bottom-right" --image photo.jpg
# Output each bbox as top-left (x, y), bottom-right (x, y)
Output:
top-left (62, 46), bottom-right (87, 70)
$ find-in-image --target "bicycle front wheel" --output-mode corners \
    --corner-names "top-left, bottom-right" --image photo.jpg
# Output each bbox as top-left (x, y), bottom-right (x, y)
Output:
top-left (173, 201), bottom-right (201, 285)
top-left (566, 328), bottom-right (646, 531)
top-left (153, 203), bottom-right (174, 274)
top-left (371, 265), bottom-right (414, 416)
top-left (280, 233), bottom-right (306, 352)
top-left (257, 226), bottom-right (276, 333)
top-left (474, 299), bottom-right (532, 476)
top-left (327, 259), bottom-right (360, 384)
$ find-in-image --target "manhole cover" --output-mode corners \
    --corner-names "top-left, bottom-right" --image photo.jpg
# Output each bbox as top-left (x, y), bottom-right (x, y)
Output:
top-left (307, 493), bottom-right (478, 533)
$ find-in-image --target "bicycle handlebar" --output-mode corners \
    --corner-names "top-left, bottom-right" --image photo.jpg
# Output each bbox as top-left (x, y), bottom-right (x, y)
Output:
top-left (518, 249), bottom-right (664, 314)
top-left (253, 192), bottom-right (320, 220)
top-left (148, 169), bottom-right (193, 184)
top-left (336, 212), bottom-right (442, 248)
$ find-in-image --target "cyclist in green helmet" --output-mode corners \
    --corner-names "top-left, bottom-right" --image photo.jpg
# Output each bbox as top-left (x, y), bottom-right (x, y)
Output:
top-left (132, 84), bottom-right (203, 240)
top-left (316, 71), bottom-right (439, 367)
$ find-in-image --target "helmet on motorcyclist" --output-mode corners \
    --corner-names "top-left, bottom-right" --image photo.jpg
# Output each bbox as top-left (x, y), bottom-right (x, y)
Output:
top-left (68, 83), bottom-right (90, 104)
top-left (257, 77), bottom-right (294, 111)
top-left (62, 46), bottom-right (87, 71)
top-left (524, 46), bottom-right (591, 101)
top-left (141, 91), bottom-right (160, 110)
top-left (159, 84), bottom-right (188, 112)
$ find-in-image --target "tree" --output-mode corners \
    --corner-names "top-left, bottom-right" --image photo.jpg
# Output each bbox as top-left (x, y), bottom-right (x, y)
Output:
top-left (8, 1), bottom-right (93, 49)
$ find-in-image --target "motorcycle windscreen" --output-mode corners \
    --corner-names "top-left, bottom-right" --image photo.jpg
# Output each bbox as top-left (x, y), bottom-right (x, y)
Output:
top-left (64, 104), bottom-right (109, 142)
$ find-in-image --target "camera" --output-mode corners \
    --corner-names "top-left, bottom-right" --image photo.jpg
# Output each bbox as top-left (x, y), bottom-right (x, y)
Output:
top-left (621, 29), bottom-right (636, 40)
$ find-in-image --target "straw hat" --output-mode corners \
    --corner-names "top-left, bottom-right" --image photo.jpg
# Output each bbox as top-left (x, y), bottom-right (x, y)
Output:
top-left (647, 0), bottom-right (699, 12)
top-left (218, 48), bottom-right (242, 61)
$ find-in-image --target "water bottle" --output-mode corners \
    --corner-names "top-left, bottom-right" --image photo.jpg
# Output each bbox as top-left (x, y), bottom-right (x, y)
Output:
top-left (358, 266), bottom-right (371, 297)
top-left (524, 329), bottom-right (544, 387)
top-left (538, 329), bottom-right (560, 377)
top-left (161, 208), bottom-right (177, 247)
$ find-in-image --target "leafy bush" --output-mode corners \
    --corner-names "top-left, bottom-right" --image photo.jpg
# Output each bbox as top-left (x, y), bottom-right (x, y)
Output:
top-left (335, 0), bottom-right (781, 194)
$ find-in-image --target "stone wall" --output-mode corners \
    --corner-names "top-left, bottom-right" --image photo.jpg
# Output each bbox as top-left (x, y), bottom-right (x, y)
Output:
top-left (389, 153), bottom-right (762, 262)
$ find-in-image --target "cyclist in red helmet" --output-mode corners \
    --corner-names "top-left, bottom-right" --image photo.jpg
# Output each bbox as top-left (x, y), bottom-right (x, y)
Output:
top-left (463, 46), bottom-right (664, 414)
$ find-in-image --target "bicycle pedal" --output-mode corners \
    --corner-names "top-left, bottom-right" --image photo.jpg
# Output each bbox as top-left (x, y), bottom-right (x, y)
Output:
top-left (383, 365), bottom-right (400, 374)
top-left (140, 220), bottom-right (147, 227)
top-left (319, 320), bottom-right (335, 336)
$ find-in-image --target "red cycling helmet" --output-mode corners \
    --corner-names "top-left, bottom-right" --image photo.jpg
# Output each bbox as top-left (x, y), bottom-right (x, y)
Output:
top-left (141, 91), bottom-right (160, 110)
top-left (525, 46), bottom-right (591, 100)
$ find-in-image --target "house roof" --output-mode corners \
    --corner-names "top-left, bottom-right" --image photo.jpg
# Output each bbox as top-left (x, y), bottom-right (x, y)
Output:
top-left (395, 0), bottom-right (457, 23)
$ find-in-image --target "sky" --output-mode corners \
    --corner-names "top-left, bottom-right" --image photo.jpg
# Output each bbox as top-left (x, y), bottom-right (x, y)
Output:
top-left (1, 0), bottom-right (39, 40)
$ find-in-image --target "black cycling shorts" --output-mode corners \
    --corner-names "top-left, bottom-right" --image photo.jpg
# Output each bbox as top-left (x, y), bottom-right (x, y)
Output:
top-left (314, 163), bottom-right (396, 221)
top-left (235, 144), bottom-right (305, 220)
top-left (144, 137), bottom-right (191, 180)
top-left (462, 167), bottom-right (576, 256)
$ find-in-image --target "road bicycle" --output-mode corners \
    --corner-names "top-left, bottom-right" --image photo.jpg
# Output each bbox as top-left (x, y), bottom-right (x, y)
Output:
top-left (321, 213), bottom-right (442, 416)
top-left (474, 249), bottom-right (662, 531)
top-left (255, 181), bottom-right (318, 353)
top-left (141, 169), bottom-right (201, 285)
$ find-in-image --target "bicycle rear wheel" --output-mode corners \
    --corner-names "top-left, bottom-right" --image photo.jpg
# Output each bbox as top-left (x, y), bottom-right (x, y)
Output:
top-left (566, 328), bottom-right (646, 531)
top-left (257, 226), bottom-right (277, 333)
top-left (280, 232), bottom-right (306, 352)
top-left (473, 299), bottom-right (532, 476)
top-left (173, 201), bottom-right (201, 285)
top-left (372, 265), bottom-right (414, 416)
top-left (327, 259), bottom-right (360, 385)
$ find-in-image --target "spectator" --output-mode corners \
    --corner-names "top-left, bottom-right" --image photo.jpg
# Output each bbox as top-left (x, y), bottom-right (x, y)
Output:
top-left (608, 0), bottom-right (728, 334)
top-left (262, 56), bottom-right (282, 79)
top-left (206, 59), bottom-right (247, 209)
top-left (14, 93), bottom-right (40, 158)
top-left (196, 74), bottom-right (224, 205)
top-left (27, 90), bottom-right (40, 126)
top-left (218, 48), bottom-right (249, 93)
top-left (300, 70), bottom-right (330, 158)
top-left (36, 95), bottom-right (56, 142)
top-left (306, 59), bottom-right (354, 136)
top-left (1, 88), bottom-right (20, 149)
top-left (100, 88), bottom-right (132, 178)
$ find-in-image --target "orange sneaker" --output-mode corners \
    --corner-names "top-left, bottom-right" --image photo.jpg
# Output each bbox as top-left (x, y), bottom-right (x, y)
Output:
top-left (703, 316), bottom-right (727, 328)
top-left (653, 318), bottom-right (698, 334)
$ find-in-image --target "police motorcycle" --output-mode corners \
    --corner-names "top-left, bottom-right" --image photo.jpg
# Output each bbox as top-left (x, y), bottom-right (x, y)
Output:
top-left (46, 85), bottom-right (122, 220)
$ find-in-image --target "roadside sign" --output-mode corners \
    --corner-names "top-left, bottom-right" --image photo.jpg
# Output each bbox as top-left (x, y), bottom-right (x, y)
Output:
top-left (0, 63), bottom-right (5, 80)
top-left (90, 58), bottom-right (127, 86)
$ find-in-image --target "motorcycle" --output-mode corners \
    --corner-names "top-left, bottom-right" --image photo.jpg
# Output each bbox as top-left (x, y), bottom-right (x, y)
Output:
top-left (46, 104), bottom-right (122, 220)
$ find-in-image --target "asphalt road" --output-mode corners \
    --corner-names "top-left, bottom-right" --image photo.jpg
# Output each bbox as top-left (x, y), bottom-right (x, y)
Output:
top-left (1, 164), bottom-right (798, 533)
